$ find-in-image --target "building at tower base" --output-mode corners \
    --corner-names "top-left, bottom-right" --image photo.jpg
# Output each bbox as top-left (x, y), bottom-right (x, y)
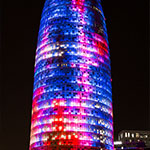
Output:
top-left (114, 130), bottom-right (150, 150)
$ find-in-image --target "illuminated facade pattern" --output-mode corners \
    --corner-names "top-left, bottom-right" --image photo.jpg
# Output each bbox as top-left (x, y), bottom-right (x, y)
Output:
top-left (29, 0), bottom-right (113, 149)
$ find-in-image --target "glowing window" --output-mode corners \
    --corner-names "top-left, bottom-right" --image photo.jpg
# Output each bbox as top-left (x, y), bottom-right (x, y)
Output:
top-left (136, 133), bottom-right (140, 138)
top-left (128, 133), bottom-right (130, 137)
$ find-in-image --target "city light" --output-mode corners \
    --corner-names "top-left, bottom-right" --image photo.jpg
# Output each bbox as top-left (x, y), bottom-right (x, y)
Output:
top-left (114, 141), bottom-right (122, 145)
top-left (29, 0), bottom-right (113, 149)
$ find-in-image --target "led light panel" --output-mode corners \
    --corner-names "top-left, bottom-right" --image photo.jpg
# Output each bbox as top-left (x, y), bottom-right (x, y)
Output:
top-left (29, 0), bottom-right (114, 149)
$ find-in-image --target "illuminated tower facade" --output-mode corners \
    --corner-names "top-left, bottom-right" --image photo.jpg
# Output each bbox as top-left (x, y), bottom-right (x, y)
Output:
top-left (29, 0), bottom-right (114, 149)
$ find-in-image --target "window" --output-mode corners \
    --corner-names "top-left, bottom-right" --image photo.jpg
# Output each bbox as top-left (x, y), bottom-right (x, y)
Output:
top-left (128, 133), bottom-right (130, 137)
top-left (136, 133), bottom-right (139, 138)
top-left (131, 133), bottom-right (134, 138)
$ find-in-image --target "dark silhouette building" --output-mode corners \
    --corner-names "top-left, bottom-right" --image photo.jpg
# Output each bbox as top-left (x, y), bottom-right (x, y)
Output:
top-left (114, 130), bottom-right (150, 150)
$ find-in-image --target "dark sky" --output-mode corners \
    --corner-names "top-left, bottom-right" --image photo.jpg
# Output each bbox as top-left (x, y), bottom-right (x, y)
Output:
top-left (1, 0), bottom-right (149, 150)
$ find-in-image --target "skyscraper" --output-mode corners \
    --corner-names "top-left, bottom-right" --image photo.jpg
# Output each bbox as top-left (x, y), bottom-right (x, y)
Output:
top-left (29, 0), bottom-right (113, 149)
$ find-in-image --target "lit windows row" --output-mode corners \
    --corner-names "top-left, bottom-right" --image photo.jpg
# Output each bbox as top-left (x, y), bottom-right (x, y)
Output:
top-left (30, 122), bottom-right (113, 138)
top-left (35, 50), bottom-right (108, 67)
top-left (33, 67), bottom-right (111, 85)
top-left (33, 81), bottom-right (111, 95)
top-left (37, 31), bottom-right (108, 52)
top-left (32, 89), bottom-right (112, 105)
top-left (34, 63), bottom-right (110, 80)
top-left (38, 23), bottom-right (106, 42)
top-left (32, 98), bottom-right (112, 116)
top-left (31, 115), bottom-right (113, 132)
top-left (119, 132), bottom-right (149, 139)
top-left (31, 106), bottom-right (112, 123)
top-left (43, 0), bottom-right (104, 17)
top-left (30, 138), bottom-right (112, 149)
top-left (34, 58), bottom-right (111, 79)
top-left (33, 75), bottom-right (111, 93)
top-left (36, 42), bottom-right (108, 63)
top-left (36, 41), bottom-right (108, 60)
top-left (33, 75), bottom-right (111, 88)
top-left (41, 4), bottom-right (103, 22)
top-left (30, 130), bottom-right (113, 146)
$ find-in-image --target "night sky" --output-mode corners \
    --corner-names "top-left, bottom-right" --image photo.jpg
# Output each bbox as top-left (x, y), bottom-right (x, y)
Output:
top-left (1, 0), bottom-right (149, 149)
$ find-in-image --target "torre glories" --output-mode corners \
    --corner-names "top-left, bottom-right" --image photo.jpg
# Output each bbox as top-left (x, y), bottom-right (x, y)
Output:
top-left (29, 0), bottom-right (114, 149)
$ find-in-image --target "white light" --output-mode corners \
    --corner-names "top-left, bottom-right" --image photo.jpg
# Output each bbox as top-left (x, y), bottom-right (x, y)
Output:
top-left (95, 104), bottom-right (100, 108)
top-left (68, 135), bottom-right (71, 139)
top-left (59, 126), bottom-right (62, 130)
top-left (128, 132), bottom-right (130, 137)
top-left (114, 141), bottom-right (122, 145)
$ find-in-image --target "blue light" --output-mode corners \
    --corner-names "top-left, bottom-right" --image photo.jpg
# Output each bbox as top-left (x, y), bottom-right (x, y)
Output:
top-left (30, 0), bottom-right (114, 149)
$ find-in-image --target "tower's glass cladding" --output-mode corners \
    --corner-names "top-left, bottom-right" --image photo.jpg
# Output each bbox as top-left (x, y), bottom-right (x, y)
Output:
top-left (30, 0), bottom-right (114, 149)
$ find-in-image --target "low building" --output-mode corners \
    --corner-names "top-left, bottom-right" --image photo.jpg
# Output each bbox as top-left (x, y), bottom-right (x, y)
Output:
top-left (115, 130), bottom-right (150, 149)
